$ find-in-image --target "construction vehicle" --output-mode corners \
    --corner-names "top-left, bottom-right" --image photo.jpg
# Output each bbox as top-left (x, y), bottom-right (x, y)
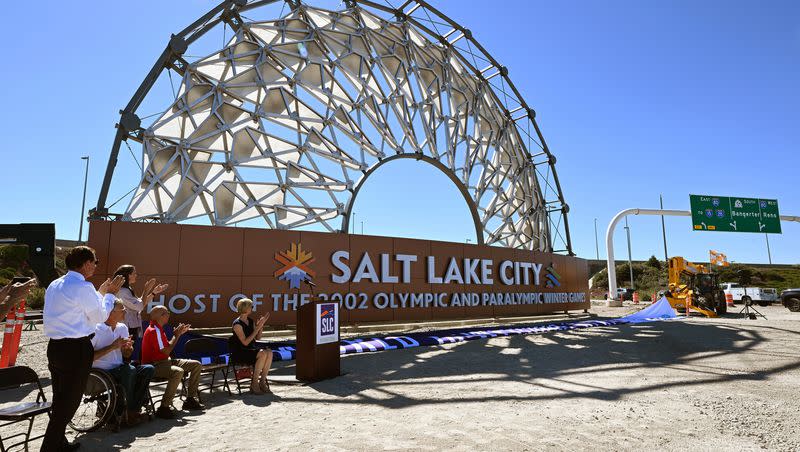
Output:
top-left (664, 257), bottom-right (727, 317)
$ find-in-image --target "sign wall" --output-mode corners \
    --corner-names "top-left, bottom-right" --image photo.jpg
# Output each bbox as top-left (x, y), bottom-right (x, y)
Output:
top-left (87, 221), bottom-right (589, 328)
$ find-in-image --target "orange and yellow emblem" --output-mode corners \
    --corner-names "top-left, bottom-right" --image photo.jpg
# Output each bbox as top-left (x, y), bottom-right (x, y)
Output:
top-left (274, 243), bottom-right (316, 289)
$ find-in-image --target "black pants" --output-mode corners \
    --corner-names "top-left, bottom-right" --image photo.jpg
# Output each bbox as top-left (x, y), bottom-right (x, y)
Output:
top-left (42, 336), bottom-right (94, 451)
top-left (129, 327), bottom-right (141, 361)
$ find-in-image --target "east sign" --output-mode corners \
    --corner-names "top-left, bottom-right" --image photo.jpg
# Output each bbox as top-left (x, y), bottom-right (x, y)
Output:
top-left (690, 194), bottom-right (781, 234)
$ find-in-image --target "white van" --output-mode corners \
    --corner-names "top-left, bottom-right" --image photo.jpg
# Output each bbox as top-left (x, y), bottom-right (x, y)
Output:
top-left (720, 283), bottom-right (778, 306)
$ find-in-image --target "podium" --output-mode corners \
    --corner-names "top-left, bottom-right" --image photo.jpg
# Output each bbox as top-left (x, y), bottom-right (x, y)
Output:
top-left (296, 297), bottom-right (340, 382)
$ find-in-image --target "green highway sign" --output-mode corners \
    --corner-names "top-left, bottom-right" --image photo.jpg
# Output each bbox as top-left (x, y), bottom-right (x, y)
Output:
top-left (690, 195), bottom-right (781, 234)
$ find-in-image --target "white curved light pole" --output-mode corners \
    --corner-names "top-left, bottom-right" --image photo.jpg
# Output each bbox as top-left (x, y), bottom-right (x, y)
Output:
top-left (605, 209), bottom-right (800, 306)
top-left (606, 209), bottom-right (691, 306)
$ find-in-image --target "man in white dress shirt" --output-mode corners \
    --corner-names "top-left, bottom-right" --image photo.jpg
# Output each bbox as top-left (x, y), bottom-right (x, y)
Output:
top-left (91, 300), bottom-right (155, 426)
top-left (42, 246), bottom-right (123, 451)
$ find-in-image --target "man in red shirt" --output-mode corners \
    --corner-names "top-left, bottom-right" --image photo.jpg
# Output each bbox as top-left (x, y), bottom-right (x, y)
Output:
top-left (141, 305), bottom-right (204, 419)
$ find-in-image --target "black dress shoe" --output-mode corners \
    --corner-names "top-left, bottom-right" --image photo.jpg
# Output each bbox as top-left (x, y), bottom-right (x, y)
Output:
top-left (155, 406), bottom-right (176, 419)
top-left (182, 397), bottom-right (205, 411)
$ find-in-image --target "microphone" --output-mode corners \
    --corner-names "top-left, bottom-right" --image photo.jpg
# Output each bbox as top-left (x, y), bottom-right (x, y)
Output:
top-left (304, 280), bottom-right (317, 288)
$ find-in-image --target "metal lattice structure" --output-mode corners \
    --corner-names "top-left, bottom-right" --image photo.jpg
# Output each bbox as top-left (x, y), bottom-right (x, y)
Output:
top-left (93, 0), bottom-right (573, 253)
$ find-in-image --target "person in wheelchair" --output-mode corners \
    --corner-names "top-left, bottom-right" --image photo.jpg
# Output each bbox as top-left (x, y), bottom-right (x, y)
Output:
top-left (91, 300), bottom-right (155, 426)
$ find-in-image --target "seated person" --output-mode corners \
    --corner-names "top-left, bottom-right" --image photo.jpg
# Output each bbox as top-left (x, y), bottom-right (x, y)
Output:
top-left (141, 306), bottom-right (204, 419)
top-left (91, 300), bottom-right (155, 425)
top-left (229, 298), bottom-right (272, 394)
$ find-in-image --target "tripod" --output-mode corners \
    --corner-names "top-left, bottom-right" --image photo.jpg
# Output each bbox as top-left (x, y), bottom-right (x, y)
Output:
top-left (738, 299), bottom-right (766, 320)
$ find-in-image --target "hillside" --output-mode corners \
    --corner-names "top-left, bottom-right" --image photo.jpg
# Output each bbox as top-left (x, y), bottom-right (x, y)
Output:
top-left (589, 256), bottom-right (800, 300)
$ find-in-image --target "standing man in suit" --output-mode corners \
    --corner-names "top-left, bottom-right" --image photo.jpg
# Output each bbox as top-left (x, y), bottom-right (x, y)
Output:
top-left (42, 246), bottom-right (123, 451)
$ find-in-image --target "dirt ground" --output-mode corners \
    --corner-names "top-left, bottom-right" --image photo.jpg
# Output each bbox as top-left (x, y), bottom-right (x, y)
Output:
top-left (2, 302), bottom-right (799, 451)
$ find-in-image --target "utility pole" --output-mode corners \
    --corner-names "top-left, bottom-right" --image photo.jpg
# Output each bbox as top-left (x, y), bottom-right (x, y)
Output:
top-left (594, 218), bottom-right (600, 260)
top-left (352, 212), bottom-right (356, 234)
top-left (79, 156), bottom-right (90, 242)
top-left (660, 194), bottom-right (668, 262)
top-left (361, 220), bottom-right (364, 235)
top-left (765, 234), bottom-right (772, 264)
top-left (624, 216), bottom-right (634, 289)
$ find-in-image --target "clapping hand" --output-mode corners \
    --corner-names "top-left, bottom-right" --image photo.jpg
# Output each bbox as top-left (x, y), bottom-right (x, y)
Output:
top-left (107, 275), bottom-right (125, 295)
top-left (1, 279), bottom-right (38, 315)
top-left (121, 336), bottom-right (134, 352)
top-left (142, 279), bottom-right (168, 299)
top-left (9, 279), bottom-right (36, 304)
top-left (1, 283), bottom-right (19, 316)
top-left (255, 313), bottom-right (270, 331)
top-left (142, 278), bottom-right (157, 298)
top-left (98, 278), bottom-right (112, 295)
top-left (174, 323), bottom-right (191, 337)
top-left (99, 275), bottom-right (125, 295)
top-left (0, 283), bottom-right (12, 303)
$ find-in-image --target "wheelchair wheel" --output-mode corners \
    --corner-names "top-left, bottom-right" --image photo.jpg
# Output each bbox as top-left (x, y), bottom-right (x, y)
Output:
top-left (69, 369), bottom-right (119, 432)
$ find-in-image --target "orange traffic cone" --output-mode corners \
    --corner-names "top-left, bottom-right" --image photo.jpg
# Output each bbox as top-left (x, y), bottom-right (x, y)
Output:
top-left (726, 293), bottom-right (734, 307)
top-left (0, 308), bottom-right (16, 368)
top-left (8, 300), bottom-right (25, 366)
top-left (633, 291), bottom-right (640, 304)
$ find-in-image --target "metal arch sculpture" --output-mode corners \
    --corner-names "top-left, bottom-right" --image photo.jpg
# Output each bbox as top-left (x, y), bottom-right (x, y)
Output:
top-left (93, 0), bottom-right (574, 253)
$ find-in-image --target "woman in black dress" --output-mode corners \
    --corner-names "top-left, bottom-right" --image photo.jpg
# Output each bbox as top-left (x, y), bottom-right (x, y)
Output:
top-left (230, 298), bottom-right (272, 394)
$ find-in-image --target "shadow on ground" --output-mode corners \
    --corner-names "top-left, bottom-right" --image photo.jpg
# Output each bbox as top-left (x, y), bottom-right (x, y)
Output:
top-left (291, 319), bottom-right (800, 407)
top-left (5, 316), bottom-right (799, 449)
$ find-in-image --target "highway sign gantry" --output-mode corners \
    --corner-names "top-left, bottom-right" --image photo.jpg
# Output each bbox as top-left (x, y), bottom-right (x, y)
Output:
top-left (690, 195), bottom-right (781, 234)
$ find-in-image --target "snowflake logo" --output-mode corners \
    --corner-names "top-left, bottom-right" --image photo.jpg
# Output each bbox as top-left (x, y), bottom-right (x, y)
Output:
top-left (274, 243), bottom-right (315, 289)
top-left (545, 263), bottom-right (561, 288)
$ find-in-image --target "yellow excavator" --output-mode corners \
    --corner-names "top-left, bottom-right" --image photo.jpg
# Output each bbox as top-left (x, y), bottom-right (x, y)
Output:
top-left (664, 257), bottom-right (727, 317)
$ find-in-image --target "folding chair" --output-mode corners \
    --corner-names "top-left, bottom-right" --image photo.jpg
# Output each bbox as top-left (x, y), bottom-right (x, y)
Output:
top-left (225, 336), bottom-right (256, 395)
top-left (183, 338), bottom-right (231, 396)
top-left (226, 359), bottom-right (255, 395)
top-left (0, 366), bottom-right (52, 452)
top-left (146, 372), bottom-right (187, 414)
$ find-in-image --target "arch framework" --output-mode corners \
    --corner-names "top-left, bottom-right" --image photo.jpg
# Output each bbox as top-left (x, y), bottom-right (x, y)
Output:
top-left (92, 0), bottom-right (574, 253)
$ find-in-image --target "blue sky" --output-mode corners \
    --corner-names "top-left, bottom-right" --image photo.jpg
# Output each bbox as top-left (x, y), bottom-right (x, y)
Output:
top-left (1, 0), bottom-right (798, 264)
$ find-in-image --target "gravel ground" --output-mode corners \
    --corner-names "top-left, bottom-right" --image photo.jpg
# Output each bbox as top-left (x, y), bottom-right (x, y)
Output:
top-left (2, 303), bottom-right (799, 451)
